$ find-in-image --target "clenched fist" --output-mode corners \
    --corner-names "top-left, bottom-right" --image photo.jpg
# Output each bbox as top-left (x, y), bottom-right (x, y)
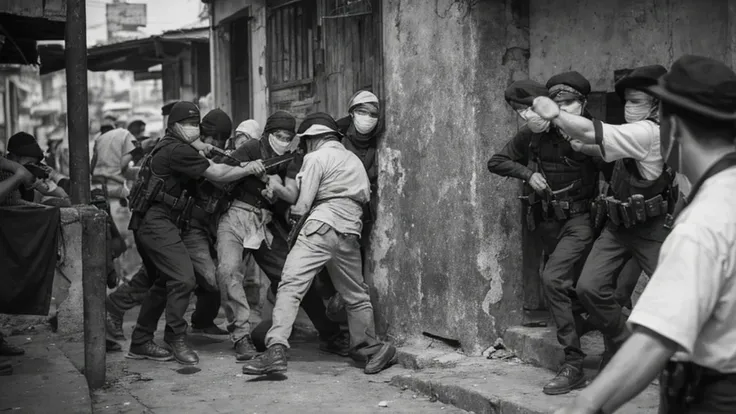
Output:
top-left (532, 96), bottom-right (561, 121)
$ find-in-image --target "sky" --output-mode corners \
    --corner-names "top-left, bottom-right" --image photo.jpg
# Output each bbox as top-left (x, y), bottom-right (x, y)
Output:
top-left (85, 0), bottom-right (205, 46)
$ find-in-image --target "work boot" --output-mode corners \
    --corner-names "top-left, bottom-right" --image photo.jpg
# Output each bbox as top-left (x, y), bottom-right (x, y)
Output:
top-left (234, 335), bottom-right (258, 362)
top-left (127, 341), bottom-right (174, 362)
top-left (364, 343), bottom-right (398, 375)
top-left (165, 338), bottom-right (199, 365)
top-left (319, 332), bottom-right (350, 357)
top-left (241, 344), bottom-right (288, 375)
top-left (542, 364), bottom-right (587, 395)
top-left (191, 324), bottom-right (228, 336)
top-left (106, 312), bottom-right (125, 340)
top-left (0, 339), bottom-right (24, 356)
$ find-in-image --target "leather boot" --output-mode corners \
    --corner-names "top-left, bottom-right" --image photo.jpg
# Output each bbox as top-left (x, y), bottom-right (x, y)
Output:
top-left (241, 344), bottom-right (288, 375)
top-left (235, 335), bottom-right (258, 362)
top-left (165, 337), bottom-right (199, 365)
top-left (319, 331), bottom-right (350, 357)
top-left (543, 364), bottom-right (587, 395)
top-left (127, 341), bottom-right (173, 362)
top-left (364, 343), bottom-right (398, 374)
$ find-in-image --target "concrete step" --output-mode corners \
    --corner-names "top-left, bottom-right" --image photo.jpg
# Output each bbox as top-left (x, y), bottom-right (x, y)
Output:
top-left (0, 334), bottom-right (92, 414)
top-left (503, 326), bottom-right (605, 372)
top-left (391, 350), bottom-right (658, 414)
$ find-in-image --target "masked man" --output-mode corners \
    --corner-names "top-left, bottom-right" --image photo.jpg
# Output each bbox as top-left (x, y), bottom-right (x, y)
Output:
top-left (6, 132), bottom-right (69, 203)
top-left (216, 111), bottom-right (345, 363)
top-left (488, 74), bottom-right (603, 395)
top-left (556, 55), bottom-right (736, 414)
top-left (226, 120), bottom-right (261, 154)
top-left (241, 113), bottom-right (397, 376)
top-left (125, 102), bottom-right (265, 365)
top-left (532, 65), bottom-right (677, 372)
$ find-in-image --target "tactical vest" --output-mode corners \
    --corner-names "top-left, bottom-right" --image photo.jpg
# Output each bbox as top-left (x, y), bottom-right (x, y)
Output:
top-left (127, 138), bottom-right (191, 229)
top-left (231, 137), bottom-right (290, 210)
top-left (528, 130), bottom-right (598, 202)
top-left (594, 118), bottom-right (677, 237)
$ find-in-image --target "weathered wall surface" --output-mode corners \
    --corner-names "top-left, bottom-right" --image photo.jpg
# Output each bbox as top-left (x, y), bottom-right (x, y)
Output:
top-left (530, 0), bottom-right (731, 91)
top-left (372, 0), bottom-right (529, 354)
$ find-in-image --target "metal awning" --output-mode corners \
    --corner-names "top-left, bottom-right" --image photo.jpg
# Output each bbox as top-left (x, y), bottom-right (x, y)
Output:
top-left (38, 26), bottom-right (209, 75)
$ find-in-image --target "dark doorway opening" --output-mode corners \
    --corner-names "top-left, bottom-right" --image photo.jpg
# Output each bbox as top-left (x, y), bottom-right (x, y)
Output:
top-left (230, 16), bottom-right (251, 124)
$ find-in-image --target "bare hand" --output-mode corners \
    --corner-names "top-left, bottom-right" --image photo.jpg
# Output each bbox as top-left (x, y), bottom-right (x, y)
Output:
top-left (199, 143), bottom-right (216, 157)
top-left (268, 174), bottom-right (284, 187)
top-left (527, 172), bottom-right (548, 193)
top-left (532, 96), bottom-right (561, 121)
top-left (570, 139), bottom-right (585, 152)
top-left (242, 160), bottom-right (266, 176)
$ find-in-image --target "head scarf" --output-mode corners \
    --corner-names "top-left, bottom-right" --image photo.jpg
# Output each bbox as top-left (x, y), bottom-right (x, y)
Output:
top-left (348, 90), bottom-right (380, 112)
top-left (235, 120), bottom-right (261, 140)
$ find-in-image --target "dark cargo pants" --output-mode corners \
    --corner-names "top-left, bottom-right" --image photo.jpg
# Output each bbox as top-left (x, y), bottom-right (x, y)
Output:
top-left (131, 207), bottom-right (219, 345)
top-left (536, 213), bottom-right (595, 368)
top-left (576, 220), bottom-right (665, 345)
top-left (107, 265), bottom-right (221, 328)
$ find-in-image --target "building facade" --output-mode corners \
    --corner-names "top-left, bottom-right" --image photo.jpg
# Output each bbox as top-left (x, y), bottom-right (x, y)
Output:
top-left (205, 0), bottom-right (736, 354)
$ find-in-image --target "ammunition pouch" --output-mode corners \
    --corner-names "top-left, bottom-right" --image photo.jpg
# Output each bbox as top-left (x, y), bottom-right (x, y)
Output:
top-left (604, 193), bottom-right (669, 229)
top-left (519, 193), bottom-right (590, 229)
top-left (660, 361), bottom-right (736, 413)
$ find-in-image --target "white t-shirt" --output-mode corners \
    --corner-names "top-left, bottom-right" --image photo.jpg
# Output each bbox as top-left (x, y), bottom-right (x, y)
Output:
top-left (627, 167), bottom-right (736, 373)
top-left (598, 120), bottom-right (663, 180)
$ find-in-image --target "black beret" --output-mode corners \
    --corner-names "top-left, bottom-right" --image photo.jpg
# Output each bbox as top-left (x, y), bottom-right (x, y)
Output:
top-left (615, 65), bottom-right (667, 101)
top-left (264, 110), bottom-right (296, 134)
top-left (7, 132), bottom-right (44, 160)
top-left (546, 71), bottom-right (591, 96)
top-left (167, 101), bottom-right (200, 126)
top-left (504, 80), bottom-right (549, 106)
top-left (200, 108), bottom-right (233, 137)
top-left (645, 55), bottom-right (736, 121)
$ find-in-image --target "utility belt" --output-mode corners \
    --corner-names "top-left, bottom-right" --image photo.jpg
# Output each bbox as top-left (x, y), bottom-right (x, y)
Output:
top-left (236, 189), bottom-right (269, 210)
top-left (519, 193), bottom-right (590, 231)
top-left (152, 190), bottom-right (217, 231)
top-left (591, 193), bottom-right (674, 230)
top-left (660, 360), bottom-right (736, 413)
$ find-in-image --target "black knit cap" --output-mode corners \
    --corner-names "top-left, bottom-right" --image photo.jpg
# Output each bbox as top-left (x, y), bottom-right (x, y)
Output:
top-left (504, 80), bottom-right (549, 107)
top-left (645, 55), bottom-right (736, 121)
top-left (167, 101), bottom-right (200, 126)
top-left (297, 112), bottom-right (342, 140)
top-left (7, 132), bottom-right (44, 160)
top-left (200, 108), bottom-right (233, 138)
top-left (263, 110), bottom-right (296, 134)
top-left (161, 100), bottom-right (179, 116)
top-left (615, 64), bottom-right (667, 101)
top-left (546, 71), bottom-right (591, 96)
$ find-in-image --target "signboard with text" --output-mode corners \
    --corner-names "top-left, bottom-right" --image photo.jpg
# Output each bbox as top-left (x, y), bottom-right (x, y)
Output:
top-left (106, 2), bottom-right (147, 33)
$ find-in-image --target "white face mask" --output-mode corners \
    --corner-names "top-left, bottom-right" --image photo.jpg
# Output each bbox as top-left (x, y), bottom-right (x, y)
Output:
top-left (269, 134), bottom-right (290, 155)
top-left (172, 123), bottom-right (200, 143)
top-left (353, 114), bottom-right (378, 134)
top-left (517, 108), bottom-right (550, 133)
top-left (624, 101), bottom-right (655, 123)
top-left (558, 100), bottom-right (583, 116)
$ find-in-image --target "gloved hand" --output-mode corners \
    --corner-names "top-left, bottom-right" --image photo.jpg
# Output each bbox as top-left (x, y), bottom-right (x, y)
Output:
top-left (532, 96), bottom-right (561, 121)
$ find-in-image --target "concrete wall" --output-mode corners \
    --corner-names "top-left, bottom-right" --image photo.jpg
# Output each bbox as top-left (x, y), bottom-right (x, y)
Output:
top-left (530, 0), bottom-right (731, 91)
top-left (373, 0), bottom-right (528, 354)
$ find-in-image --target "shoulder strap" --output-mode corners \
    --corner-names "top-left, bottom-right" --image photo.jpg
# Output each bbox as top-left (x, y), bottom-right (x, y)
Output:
top-left (593, 119), bottom-right (605, 158)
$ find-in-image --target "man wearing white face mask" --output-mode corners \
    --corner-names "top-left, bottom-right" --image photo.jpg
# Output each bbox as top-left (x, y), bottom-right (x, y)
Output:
top-left (489, 79), bottom-right (605, 395)
top-left (226, 119), bottom-right (261, 154)
top-left (555, 54), bottom-right (736, 414)
top-left (215, 111), bottom-right (346, 363)
top-left (126, 101), bottom-right (267, 366)
top-left (533, 65), bottom-right (680, 377)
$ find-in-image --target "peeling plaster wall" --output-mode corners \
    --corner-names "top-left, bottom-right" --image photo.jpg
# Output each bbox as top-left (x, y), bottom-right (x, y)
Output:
top-left (530, 0), bottom-right (730, 92)
top-left (373, 0), bottom-right (528, 354)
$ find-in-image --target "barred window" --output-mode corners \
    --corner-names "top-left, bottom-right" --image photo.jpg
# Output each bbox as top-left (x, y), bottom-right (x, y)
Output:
top-left (267, 1), bottom-right (316, 89)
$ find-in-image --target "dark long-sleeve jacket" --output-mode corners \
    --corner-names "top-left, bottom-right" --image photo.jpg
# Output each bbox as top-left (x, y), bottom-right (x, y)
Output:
top-left (487, 125), bottom-right (537, 181)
